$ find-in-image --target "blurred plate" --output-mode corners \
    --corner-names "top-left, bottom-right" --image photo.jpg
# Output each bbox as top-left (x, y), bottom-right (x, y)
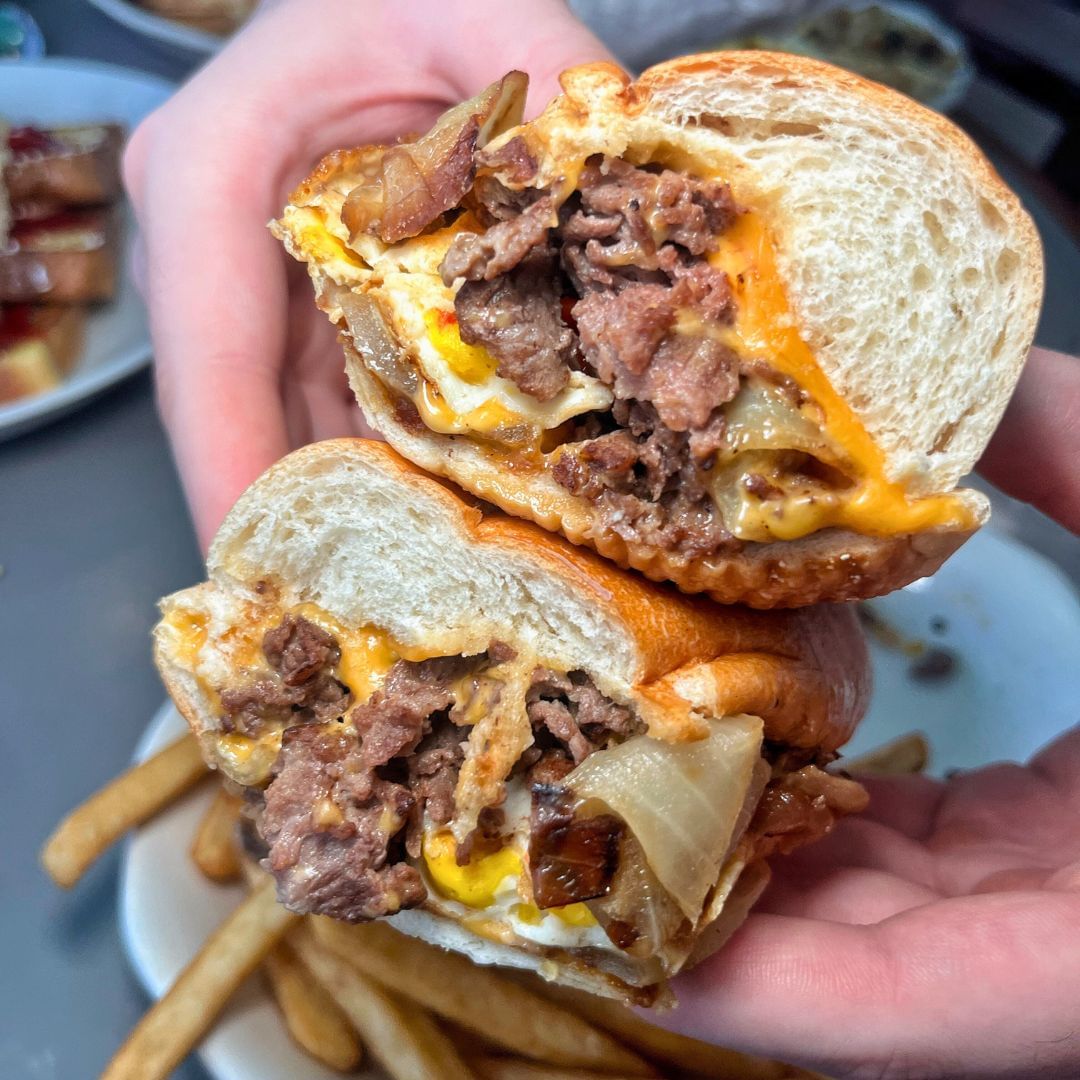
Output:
top-left (84, 0), bottom-right (225, 55)
top-left (120, 526), bottom-right (1080, 1078)
top-left (0, 58), bottom-right (174, 440)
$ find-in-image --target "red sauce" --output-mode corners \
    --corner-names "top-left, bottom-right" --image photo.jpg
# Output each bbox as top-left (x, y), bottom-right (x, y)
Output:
top-left (0, 305), bottom-right (40, 349)
top-left (10, 209), bottom-right (96, 245)
top-left (8, 126), bottom-right (57, 155)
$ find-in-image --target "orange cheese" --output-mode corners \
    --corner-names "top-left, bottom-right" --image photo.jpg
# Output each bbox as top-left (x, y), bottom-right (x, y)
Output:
top-left (710, 211), bottom-right (975, 538)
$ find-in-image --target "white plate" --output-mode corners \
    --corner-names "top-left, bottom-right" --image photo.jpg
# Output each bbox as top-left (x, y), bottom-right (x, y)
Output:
top-left (0, 59), bottom-right (174, 440)
top-left (120, 526), bottom-right (1080, 1080)
top-left (84, 0), bottom-right (226, 56)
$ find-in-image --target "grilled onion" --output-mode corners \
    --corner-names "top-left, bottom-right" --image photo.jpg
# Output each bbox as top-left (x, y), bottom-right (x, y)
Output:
top-left (341, 71), bottom-right (528, 244)
top-left (566, 715), bottom-right (764, 921)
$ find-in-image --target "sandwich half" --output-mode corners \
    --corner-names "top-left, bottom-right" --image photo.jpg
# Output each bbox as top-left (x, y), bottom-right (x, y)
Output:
top-left (275, 55), bottom-right (1043, 607)
top-left (155, 439), bottom-right (869, 1003)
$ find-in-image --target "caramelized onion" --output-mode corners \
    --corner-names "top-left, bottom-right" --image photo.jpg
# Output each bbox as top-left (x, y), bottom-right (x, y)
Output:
top-left (341, 71), bottom-right (528, 244)
top-left (719, 377), bottom-right (841, 464)
top-left (529, 785), bottom-right (622, 908)
top-left (335, 291), bottom-right (418, 397)
top-left (566, 716), bottom-right (764, 921)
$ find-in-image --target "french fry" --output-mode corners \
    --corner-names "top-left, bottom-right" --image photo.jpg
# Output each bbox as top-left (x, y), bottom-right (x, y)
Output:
top-left (472, 1059), bottom-right (634, 1080)
top-left (190, 786), bottom-right (243, 882)
top-left (521, 979), bottom-right (821, 1080)
top-left (292, 930), bottom-right (474, 1080)
top-left (843, 732), bottom-right (929, 776)
top-left (42, 733), bottom-right (208, 888)
top-left (102, 878), bottom-right (297, 1080)
top-left (311, 918), bottom-right (654, 1076)
top-left (264, 939), bottom-right (363, 1072)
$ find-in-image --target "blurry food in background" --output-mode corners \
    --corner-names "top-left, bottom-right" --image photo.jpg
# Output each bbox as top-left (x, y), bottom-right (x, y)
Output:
top-left (0, 304), bottom-right (84, 403)
top-left (721, 2), bottom-right (970, 111)
top-left (0, 122), bottom-right (123, 405)
top-left (134, 0), bottom-right (255, 36)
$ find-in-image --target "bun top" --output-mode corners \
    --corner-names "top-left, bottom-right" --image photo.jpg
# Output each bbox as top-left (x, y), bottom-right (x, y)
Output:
top-left (203, 439), bottom-right (868, 748)
top-left (509, 54), bottom-right (1043, 495)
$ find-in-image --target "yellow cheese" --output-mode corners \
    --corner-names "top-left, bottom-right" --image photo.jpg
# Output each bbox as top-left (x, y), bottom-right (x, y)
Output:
top-left (423, 831), bottom-right (597, 926)
top-left (710, 212), bottom-right (975, 538)
top-left (424, 309), bottom-right (498, 384)
top-left (423, 831), bottom-right (522, 909)
top-left (291, 603), bottom-right (401, 703)
top-left (217, 730), bottom-right (283, 785)
top-left (163, 609), bottom-right (208, 667)
top-left (415, 376), bottom-right (529, 439)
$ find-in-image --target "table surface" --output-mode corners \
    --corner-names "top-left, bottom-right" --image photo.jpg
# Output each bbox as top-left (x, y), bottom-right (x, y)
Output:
top-left (2, 4), bottom-right (1078, 1080)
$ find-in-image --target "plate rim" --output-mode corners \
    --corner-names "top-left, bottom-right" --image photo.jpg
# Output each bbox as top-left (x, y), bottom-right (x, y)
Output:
top-left (0, 57), bottom-right (177, 438)
top-left (83, 0), bottom-right (226, 54)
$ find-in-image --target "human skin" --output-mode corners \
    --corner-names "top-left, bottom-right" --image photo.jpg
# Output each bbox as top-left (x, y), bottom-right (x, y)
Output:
top-left (124, 4), bottom-right (1080, 1076)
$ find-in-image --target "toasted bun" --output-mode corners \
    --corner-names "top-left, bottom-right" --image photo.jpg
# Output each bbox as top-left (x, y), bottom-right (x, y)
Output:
top-left (157, 439), bottom-right (867, 998)
top-left (522, 56), bottom-right (1043, 494)
top-left (156, 439), bottom-right (868, 762)
top-left (277, 53), bottom-right (1040, 607)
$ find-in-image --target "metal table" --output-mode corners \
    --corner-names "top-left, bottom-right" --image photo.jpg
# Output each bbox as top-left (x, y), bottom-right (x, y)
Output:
top-left (1, 4), bottom-right (1077, 1079)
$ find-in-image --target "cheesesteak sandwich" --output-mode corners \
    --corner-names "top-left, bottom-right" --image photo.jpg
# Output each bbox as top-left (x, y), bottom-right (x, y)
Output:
top-left (155, 439), bottom-right (869, 1003)
top-left (275, 55), bottom-right (1043, 607)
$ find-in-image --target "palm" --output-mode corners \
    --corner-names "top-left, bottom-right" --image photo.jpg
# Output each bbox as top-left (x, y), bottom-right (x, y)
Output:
top-left (668, 728), bottom-right (1080, 1079)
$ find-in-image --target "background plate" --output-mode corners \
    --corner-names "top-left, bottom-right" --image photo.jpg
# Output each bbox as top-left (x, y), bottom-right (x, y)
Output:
top-left (83, 0), bottom-right (225, 56)
top-left (0, 58), bottom-right (173, 439)
top-left (121, 526), bottom-right (1080, 1079)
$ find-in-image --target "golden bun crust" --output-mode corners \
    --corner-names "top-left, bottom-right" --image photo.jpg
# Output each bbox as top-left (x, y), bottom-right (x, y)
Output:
top-left (156, 439), bottom-right (868, 755)
top-left (276, 50), bottom-right (1036, 607)
top-left (344, 344), bottom-right (978, 610)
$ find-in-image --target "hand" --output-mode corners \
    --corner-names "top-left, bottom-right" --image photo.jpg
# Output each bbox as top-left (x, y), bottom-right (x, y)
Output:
top-left (662, 727), bottom-right (1080, 1079)
top-left (978, 345), bottom-right (1080, 535)
top-left (123, 0), bottom-right (611, 551)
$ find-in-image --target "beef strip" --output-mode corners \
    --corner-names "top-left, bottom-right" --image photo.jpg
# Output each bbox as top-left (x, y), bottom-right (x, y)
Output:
top-left (219, 615), bottom-right (351, 737)
top-left (256, 647), bottom-right (499, 920)
top-left (553, 401), bottom-right (739, 559)
top-left (572, 260), bottom-right (738, 431)
top-left (260, 724), bottom-right (425, 920)
top-left (452, 248), bottom-right (573, 401)
top-left (525, 667), bottom-right (641, 769)
top-left (432, 153), bottom-right (750, 558)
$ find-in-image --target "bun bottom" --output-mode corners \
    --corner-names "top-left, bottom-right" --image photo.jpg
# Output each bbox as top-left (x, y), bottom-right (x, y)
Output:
top-left (344, 349), bottom-right (983, 608)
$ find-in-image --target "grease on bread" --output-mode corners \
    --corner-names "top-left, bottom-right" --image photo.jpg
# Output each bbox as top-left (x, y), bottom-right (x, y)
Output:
top-left (155, 439), bottom-right (869, 1001)
top-left (275, 54), bottom-right (1043, 607)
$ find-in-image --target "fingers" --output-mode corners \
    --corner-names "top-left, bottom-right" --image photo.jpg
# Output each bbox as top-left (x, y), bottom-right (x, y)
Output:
top-left (977, 346), bottom-right (1080, 535)
top-left (856, 773), bottom-right (946, 838)
top-left (760, 863), bottom-right (939, 923)
top-left (664, 892), bottom-right (1080, 1079)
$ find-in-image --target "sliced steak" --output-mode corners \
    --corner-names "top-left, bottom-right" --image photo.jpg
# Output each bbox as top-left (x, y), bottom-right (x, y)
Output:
top-left (572, 262), bottom-right (738, 431)
top-left (260, 725), bottom-right (424, 921)
top-left (219, 615), bottom-right (350, 737)
top-left (525, 667), bottom-right (642, 768)
top-left (452, 248), bottom-right (573, 402)
top-left (553, 401), bottom-right (738, 559)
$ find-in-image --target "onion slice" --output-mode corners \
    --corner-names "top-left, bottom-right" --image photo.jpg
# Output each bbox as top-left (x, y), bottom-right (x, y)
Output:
top-left (566, 715), bottom-right (764, 921)
top-left (341, 71), bottom-right (528, 244)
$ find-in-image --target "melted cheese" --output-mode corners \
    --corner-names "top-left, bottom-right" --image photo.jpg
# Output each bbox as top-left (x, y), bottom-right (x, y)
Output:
top-left (291, 603), bottom-right (401, 702)
top-left (163, 608), bottom-right (208, 667)
top-left (217, 730), bottom-right (283, 786)
top-left (710, 212), bottom-right (974, 538)
top-left (422, 831), bottom-right (597, 928)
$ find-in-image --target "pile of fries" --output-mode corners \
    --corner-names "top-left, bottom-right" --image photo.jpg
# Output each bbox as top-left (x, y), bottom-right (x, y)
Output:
top-left (41, 728), bottom-right (929, 1079)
